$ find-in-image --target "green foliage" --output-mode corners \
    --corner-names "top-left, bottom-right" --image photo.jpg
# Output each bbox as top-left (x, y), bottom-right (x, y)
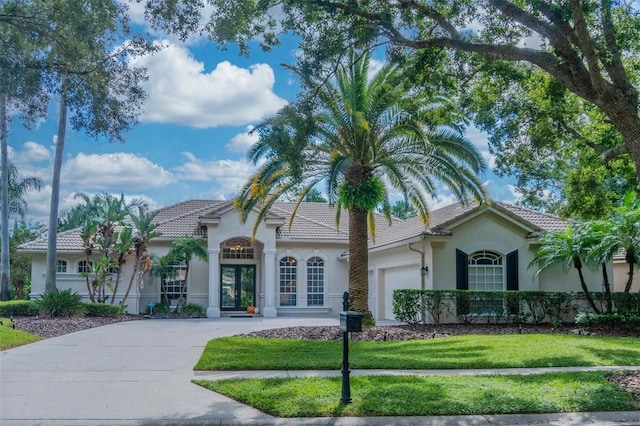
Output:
top-left (149, 301), bottom-right (171, 315)
top-left (0, 300), bottom-right (39, 316)
top-left (392, 289), bottom-right (422, 326)
top-left (196, 372), bottom-right (638, 417)
top-left (391, 290), bottom-right (610, 325)
top-left (0, 321), bottom-right (42, 350)
top-left (338, 176), bottom-right (385, 211)
top-left (83, 303), bottom-right (123, 317)
top-left (9, 220), bottom-right (46, 300)
top-left (179, 302), bottom-right (205, 317)
top-left (38, 289), bottom-right (83, 317)
top-left (575, 312), bottom-right (640, 329)
top-left (196, 334), bottom-right (640, 371)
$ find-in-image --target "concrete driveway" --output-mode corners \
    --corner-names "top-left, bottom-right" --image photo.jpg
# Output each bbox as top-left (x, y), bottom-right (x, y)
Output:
top-left (3, 317), bottom-right (640, 426)
top-left (0, 317), bottom-right (339, 425)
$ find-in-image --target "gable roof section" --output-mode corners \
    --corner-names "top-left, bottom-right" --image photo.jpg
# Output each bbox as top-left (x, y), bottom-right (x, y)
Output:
top-left (19, 199), bottom-right (569, 253)
top-left (19, 200), bottom-right (224, 252)
top-left (370, 200), bottom-right (570, 249)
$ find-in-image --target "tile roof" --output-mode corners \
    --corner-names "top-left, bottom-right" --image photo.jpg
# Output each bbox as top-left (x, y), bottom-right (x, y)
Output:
top-left (19, 199), bottom-right (569, 252)
top-left (370, 200), bottom-right (571, 248)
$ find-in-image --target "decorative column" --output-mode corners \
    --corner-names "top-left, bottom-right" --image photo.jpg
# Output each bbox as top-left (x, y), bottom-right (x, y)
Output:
top-left (206, 247), bottom-right (221, 318)
top-left (262, 248), bottom-right (277, 317)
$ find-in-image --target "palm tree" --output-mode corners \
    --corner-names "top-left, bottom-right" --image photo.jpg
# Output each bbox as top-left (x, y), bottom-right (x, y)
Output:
top-left (235, 50), bottom-right (486, 325)
top-left (588, 191), bottom-right (640, 294)
top-left (0, 163), bottom-right (42, 300)
top-left (167, 235), bottom-right (208, 310)
top-left (532, 224), bottom-right (601, 313)
top-left (120, 207), bottom-right (161, 308)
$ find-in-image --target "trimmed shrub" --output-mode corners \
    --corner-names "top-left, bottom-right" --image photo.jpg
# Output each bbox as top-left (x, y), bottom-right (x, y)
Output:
top-left (0, 300), bottom-right (40, 316)
top-left (38, 289), bottom-right (83, 317)
top-left (575, 312), bottom-right (640, 329)
top-left (179, 302), bottom-right (205, 317)
top-left (83, 303), bottom-right (123, 317)
top-left (423, 290), bottom-right (451, 325)
top-left (392, 289), bottom-right (422, 326)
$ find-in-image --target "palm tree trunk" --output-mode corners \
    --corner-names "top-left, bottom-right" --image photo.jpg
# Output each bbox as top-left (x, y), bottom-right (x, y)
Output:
top-left (601, 263), bottom-right (613, 313)
top-left (177, 263), bottom-right (189, 311)
top-left (348, 206), bottom-right (374, 325)
top-left (121, 257), bottom-right (141, 308)
top-left (0, 96), bottom-right (11, 300)
top-left (45, 75), bottom-right (68, 294)
top-left (624, 250), bottom-right (635, 293)
top-left (577, 265), bottom-right (601, 314)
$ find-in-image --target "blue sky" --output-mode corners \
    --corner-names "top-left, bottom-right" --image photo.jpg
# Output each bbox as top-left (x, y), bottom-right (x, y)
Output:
top-left (8, 4), bottom-right (518, 225)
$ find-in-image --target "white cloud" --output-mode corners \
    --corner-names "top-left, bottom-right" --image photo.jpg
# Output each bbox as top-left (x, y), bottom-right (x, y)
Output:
top-left (174, 152), bottom-right (258, 195)
top-left (225, 126), bottom-right (258, 154)
top-left (63, 153), bottom-right (175, 191)
top-left (22, 186), bottom-right (79, 225)
top-left (368, 58), bottom-right (385, 81)
top-left (132, 41), bottom-right (287, 128)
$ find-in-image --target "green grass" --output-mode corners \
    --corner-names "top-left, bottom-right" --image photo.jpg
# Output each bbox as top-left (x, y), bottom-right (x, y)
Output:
top-left (0, 318), bottom-right (41, 350)
top-left (194, 371), bottom-right (638, 417)
top-left (195, 334), bottom-right (640, 370)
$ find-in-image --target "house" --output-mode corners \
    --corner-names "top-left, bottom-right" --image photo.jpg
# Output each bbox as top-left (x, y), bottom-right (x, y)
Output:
top-left (21, 199), bottom-right (619, 320)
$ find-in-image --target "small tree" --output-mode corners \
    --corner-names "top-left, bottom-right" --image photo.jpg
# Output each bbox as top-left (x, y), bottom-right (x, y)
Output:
top-left (120, 208), bottom-right (161, 308)
top-left (532, 224), bottom-right (601, 313)
top-left (167, 236), bottom-right (207, 310)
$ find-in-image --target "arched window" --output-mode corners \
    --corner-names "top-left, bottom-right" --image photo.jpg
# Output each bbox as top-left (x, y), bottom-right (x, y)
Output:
top-left (56, 260), bottom-right (67, 273)
top-left (468, 251), bottom-right (504, 291)
top-left (222, 238), bottom-right (254, 259)
top-left (279, 256), bottom-right (297, 306)
top-left (306, 257), bottom-right (325, 306)
top-left (77, 260), bottom-right (93, 274)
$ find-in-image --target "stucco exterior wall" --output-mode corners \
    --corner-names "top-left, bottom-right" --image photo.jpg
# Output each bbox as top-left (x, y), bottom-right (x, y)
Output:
top-left (613, 261), bottom-right (640, 292)
top-left (29, 252), bottom-right (140, 313)
top-left (432, 212), bottom-right (540, 290)
top-left (369, 244), bottom-right (423, 320)
top-left (274, 242), bottom-right (349, 316)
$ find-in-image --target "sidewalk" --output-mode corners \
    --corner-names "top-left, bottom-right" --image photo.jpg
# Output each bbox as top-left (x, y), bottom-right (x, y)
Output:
top-left (1, 317), bottom-right (639, 426)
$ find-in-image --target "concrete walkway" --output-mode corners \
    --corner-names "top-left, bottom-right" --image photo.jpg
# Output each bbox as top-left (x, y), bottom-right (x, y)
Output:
top-left (1, 317), bottom-right (639, 425)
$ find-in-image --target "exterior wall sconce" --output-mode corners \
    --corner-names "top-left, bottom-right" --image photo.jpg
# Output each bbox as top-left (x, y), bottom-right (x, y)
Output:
top-left (420, 266), bottom-right (429, 275)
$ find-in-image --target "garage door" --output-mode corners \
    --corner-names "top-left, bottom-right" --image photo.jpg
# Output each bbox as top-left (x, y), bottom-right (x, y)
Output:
top-left (383, 265), bottom-right (419, 320)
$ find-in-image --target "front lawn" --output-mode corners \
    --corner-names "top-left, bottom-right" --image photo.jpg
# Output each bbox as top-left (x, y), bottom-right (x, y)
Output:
top-left (195, 334), bottom-right (640, 370)
top-left (194, 371), bottom-right (638, 417)
top-left (0, 318), bottom-right (42, 350)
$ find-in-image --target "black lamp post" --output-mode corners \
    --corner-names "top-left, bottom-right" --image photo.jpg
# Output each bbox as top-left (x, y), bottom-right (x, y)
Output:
top-left (339, 291), bottom-right (362, 404)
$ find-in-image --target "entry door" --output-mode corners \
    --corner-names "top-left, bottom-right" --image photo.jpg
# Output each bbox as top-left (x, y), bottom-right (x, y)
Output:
top-left (220, 265), bottom-right (256, 311)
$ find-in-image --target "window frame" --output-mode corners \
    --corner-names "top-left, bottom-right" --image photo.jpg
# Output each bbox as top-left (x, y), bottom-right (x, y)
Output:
top-left (306, 256), bottom-right (325, 307)
top-left (278, 256), bottom-right (298, 307)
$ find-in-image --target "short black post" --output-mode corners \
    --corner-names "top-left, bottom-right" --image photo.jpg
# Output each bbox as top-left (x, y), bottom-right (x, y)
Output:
top-left (341, 291), bottom-right (351, 404)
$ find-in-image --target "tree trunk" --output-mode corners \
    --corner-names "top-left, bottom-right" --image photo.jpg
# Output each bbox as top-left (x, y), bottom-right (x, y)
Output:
top-left (576, 265), bottom-right (600, 314)
top-left (0, 96), bottom-right (10, 300)
top-left (177, 262), bottom-right (189, 311)
top-left (45, 75), bottom-right (68, 294)
top-left (121, 257), bottom-right (141, 308)
top-left (348, 206), bottom-right (374, 325)
top-left (624, 249), bottom-right (635, 294)
top-left (601, 263), bottom-right (613, 314)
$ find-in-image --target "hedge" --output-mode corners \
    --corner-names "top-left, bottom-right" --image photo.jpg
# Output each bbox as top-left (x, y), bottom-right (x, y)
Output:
top-left (392, 289), bottom-right (640, 326)
top-left (0, 300), bottom-right (40, 316)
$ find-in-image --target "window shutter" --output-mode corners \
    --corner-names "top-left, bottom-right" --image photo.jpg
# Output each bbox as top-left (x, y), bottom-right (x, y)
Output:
top-left (506, 250), bottom-right (519, 291)
top-left (456, 249), bottom-right (468, 290)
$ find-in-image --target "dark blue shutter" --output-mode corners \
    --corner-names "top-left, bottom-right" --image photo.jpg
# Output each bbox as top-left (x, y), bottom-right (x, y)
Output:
top-left (506, 250), bottom-right (519, 291)
top-left (456, 249), bottom-right (468, 290)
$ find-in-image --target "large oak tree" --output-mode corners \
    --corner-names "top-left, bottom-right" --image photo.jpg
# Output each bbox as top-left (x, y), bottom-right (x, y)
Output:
top-left (144, 0), bottom-right (640, 186)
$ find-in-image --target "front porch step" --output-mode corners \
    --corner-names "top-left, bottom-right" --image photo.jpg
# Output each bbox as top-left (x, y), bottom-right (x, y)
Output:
top-left (221, 311), bottom-right (262, 318)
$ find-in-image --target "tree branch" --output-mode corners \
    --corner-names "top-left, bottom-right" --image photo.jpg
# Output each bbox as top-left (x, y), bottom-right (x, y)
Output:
top-left (567, 0), bottom-right (607, 94)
